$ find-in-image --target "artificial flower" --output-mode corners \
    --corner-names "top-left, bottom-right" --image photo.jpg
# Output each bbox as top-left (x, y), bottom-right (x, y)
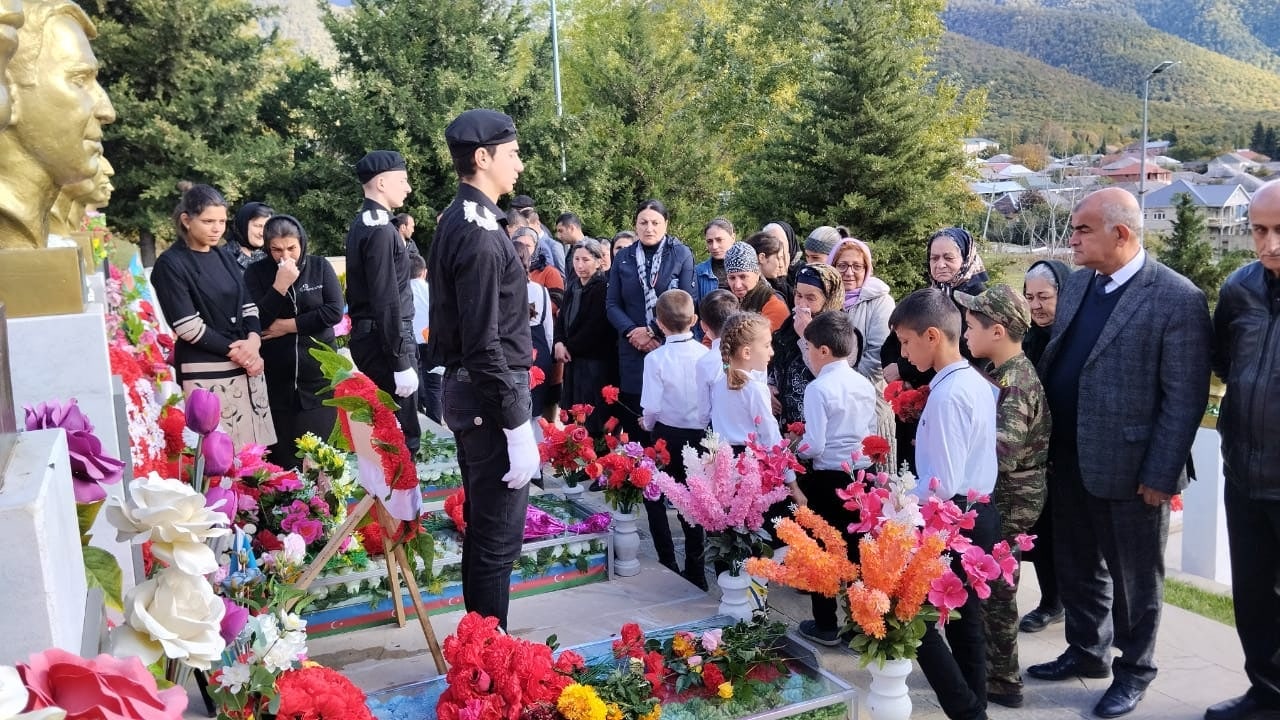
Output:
top-left (112, 567), bottom-right (226, 670)
top-left (638, 705), bottom-right (661, 720)
top-left (601, 386), bottom-right (620, 405)
top-left (23, 399), bottom-right (125, 503)
top-left (1014, 533), bottom-right (1037, 552)
top-left (280, 532), bottom-right (308, 564)
top-left (671, 632), bottom-right (695, 658)
top-left (717, 682), bottom-right (734, 699)
top-left (861, 435), bottom-right (891, 465)
top-left (927, 573), bottom-right (968, 619)
top-left (106, 473), bottom-right (230, 575)
top-left (204, 481), bottom-right (237, 525)
top-left (219, 597), bottom-right (249, 646)
top-left (201, 430), bottom-right (235, 477)
top-left (214, 663), bottom-right (250, 694)
top-left (0, 665), bottom-right (65, 720)
top-left (19, 649), bottom-right (186, 720)
top-left (700, 629), bottom-right (722, 653)
top-left (183, 388), bottom-right (220, 436)
top-left (557, 683), bottom-right (607, 720)
top-left (701, 662), bottom-right (725, 689)
top-left (275, 665), bottom-right (374, 720)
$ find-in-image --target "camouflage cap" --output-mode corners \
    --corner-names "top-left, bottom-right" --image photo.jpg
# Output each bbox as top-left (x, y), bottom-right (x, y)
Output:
top-left (954, 283), bottom-right (1031, 336)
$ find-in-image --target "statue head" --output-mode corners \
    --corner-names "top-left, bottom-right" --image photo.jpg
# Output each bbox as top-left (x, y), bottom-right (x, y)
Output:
top-left (0, 0), bottom-right (21, 128)
top-left (48, 153), bottom-right (111, 235)
top-left (6, 0), bottom-right (115, 187)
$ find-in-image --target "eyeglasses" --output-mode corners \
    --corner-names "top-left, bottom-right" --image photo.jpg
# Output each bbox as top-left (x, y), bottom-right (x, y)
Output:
top-left (835, 262), bottom-right (865, 274)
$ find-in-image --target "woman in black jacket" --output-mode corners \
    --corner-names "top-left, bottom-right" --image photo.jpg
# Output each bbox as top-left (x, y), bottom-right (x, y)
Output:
top-left (555, 238), bottom-right (616, 434)
top-left (153, 184), bottom-right (275, 449)
top-left (243, 215), bottom-right (344, 468)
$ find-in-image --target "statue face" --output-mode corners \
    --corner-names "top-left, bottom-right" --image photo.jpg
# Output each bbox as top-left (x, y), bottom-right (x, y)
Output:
top-left (12, 14), bottom-right (115, 186)
top-left (64, 153), bottom-right (113, 206)
top-left (0, 0), bottom-right (21, 128)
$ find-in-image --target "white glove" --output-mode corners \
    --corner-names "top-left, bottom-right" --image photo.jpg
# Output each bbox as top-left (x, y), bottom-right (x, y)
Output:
top-left (393, 368), bottom-right (420, 398)
top-left (502, 421), bottom-right (540, 490)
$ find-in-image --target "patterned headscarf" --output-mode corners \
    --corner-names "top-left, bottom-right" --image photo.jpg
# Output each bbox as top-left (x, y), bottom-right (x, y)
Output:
top-left (927, 227), bottom-right (987, 292)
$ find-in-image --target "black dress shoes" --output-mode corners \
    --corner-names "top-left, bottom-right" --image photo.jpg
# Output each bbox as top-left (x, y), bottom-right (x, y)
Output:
top-left (1019, 605), bottom-right (1066, 633)
top-left (1094, 680), bottom-right (1146, 718)
top-left (1027, 652), bottom-right (1111, 681)
top-left (1206, 694), bottom-right (1280, 720)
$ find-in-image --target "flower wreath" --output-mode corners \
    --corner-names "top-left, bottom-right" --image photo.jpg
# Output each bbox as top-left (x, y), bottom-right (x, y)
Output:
top-left (310, 343), bottom-right (420, 523)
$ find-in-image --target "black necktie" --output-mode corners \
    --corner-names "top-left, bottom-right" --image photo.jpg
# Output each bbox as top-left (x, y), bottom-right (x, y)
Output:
top-left (1095, 274), bottom-right (1112, 296)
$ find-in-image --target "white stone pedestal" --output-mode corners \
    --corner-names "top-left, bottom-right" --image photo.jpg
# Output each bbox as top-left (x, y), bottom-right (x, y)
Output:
top-left (1182, 427), bottom-right (1232, 586)
top-left (8, 304), bottom-right (135, 590)
top-left (0, 429), bottom-right (86, 663)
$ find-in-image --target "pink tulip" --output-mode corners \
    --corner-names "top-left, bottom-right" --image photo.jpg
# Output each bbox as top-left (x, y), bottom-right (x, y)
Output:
top-left (201, 430), bottom-right (235, 476)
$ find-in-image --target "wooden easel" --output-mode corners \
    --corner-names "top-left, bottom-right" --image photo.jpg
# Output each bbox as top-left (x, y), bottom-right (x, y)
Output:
top-left (291, 494), bottom-right (447, 674)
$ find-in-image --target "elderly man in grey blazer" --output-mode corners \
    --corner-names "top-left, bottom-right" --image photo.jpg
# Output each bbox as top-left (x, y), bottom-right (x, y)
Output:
top-left (1028, 187), bottom-right (1212, 718)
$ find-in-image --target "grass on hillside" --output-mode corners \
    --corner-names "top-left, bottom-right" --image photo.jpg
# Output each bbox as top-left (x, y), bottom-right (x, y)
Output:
top-left (1164, 577), bottom-right (1235, 627)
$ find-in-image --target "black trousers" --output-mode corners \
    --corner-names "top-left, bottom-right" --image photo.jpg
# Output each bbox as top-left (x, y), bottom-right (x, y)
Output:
top-left (918, 499), bottom-right (1000, 720)
top-left (416, 343), bottom-right (442, 424)
top-left (350, 322), bottom-right (421, 456)
top-left (442, 375), bottom-right (531, 630)
top-left (1022, 488), bottom-right (1060, 612)
top-left (615, 392), bottom-right (650, 445)
top-left (645, 423), bottom-right (706, 579)
top-left (1224, 478), bottom-right (1280, 709)
top-left (267, 400), bottom-right (338, 470)
top-left (800, 468), bottom-right (861, 631)
top-left (1051, 450), bottom-right (1168, 686)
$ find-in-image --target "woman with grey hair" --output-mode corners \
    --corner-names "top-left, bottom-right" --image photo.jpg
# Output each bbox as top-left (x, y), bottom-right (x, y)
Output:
top-left (554, 237), bottom-right (616, 433)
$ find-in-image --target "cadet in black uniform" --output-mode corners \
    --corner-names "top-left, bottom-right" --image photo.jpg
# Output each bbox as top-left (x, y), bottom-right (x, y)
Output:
top-left (426, 109), bottom-right (539, 629)
top-left (344, 150), bottom-right (421, 455)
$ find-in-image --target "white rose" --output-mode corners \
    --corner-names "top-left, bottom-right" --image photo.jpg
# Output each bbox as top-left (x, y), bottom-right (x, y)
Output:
top-left (106, 473), bottom-right (230, 575)
top-left (280, 533), bottom-right (307, 564)
top-left (111, 567), bottom-right (226, 671)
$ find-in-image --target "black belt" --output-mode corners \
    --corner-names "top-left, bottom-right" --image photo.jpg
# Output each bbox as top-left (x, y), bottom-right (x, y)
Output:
top-left (444, 368), bottom-right (531, 385)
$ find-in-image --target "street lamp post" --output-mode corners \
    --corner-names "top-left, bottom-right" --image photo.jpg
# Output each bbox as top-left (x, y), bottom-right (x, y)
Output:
top-left (550, 0), bottom-right (566, 179)
top-left (1139, 60), bottom-right (1176, 241)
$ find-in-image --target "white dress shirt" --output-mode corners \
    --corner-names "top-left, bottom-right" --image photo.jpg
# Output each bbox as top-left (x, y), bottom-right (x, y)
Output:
top-left (411, 277), bottom-right (430, 343)
top-left (798, 360), bottom-right (878, 471)
top-left (1096, 247), bottom-right (1146, 294)
top-left (916, 360), bottom-right (998, 498)
top-left (640, 332), bottom-right (708, 431)
top-left (710, 368), bottom-right (781, 448)
top-left (695, 338), bottom-right (724, 428)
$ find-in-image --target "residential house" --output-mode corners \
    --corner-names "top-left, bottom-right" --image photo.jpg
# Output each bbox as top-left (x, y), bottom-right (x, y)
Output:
top-left (1143, 179), bottom-right (1253, 252)
top-left (1120, 140), bottom-right (1171, 157)
top-left (1093, 154), bottom-right (1172, 184)
top-left (962, 138), bottom-right (1000, 155)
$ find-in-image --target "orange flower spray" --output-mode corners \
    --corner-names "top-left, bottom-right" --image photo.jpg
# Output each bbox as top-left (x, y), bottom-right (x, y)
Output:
top-left (744, 507), bottom-right (858, 597)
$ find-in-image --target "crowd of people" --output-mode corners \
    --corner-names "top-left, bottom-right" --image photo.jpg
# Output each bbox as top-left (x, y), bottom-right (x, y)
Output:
top-left (146, 103), bottom-right (1280, 720)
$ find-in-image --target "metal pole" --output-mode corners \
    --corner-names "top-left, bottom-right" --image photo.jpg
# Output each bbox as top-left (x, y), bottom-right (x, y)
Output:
top-left (1139, 75), bottom-right (1150, 244)
top-left (549, 0), bottom-right (566, 179)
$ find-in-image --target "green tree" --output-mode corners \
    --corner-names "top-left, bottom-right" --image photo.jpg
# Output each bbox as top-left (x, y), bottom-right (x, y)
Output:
top-left (1158, 193), bottom-right (1249, 307)
top-left (85, 0), bottom-right (292, 257)
top-left (735, 0), bottom-right (984, 296)
top-left (1252, 121), bottom-right (1267, 153)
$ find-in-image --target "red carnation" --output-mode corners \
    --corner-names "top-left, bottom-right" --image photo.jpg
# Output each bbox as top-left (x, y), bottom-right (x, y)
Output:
top-left (601, 386), bottom-right (620, 405)
top-left (861, 435), bottom-right (891, 465)
top-left (702, 662), bottom-right (726, 690)
top-left (786, 421), bottom-right (806, 437)
top-left (445, 489), bottom-right (467, 535)
top-left (530, 365), bottom-right (546, 389)
top-left (276, 665), bottom-right (374, 720)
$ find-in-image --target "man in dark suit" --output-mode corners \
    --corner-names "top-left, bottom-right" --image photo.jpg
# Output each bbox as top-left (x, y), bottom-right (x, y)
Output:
top-left (1029, 187), bottom-right (1212, 718)
top-left (1206, 180), bottom-right (1280, 720)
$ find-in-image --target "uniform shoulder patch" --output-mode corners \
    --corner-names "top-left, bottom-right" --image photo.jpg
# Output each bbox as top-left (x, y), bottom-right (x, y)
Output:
top-left (362, 209), bottom-right (390, 227)
top-left (462, 200), bottom-right (500, 231)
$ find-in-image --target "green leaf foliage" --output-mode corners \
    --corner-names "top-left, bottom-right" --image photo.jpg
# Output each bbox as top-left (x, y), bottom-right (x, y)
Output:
top-left (76, 500), bottom-right (104, 544)
top-left (83, 545), bottom-right (123, 612)
top-left (1155, 193), bottom-right (1251, 308)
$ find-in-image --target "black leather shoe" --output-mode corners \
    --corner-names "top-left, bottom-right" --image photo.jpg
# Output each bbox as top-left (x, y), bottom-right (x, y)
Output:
top-left (1206, 694), bottom-right (1280, 720)
top-left (1027, 652), bottom-right (1111, 681)
top-left (1094, 680), bottom-right (1146, 718)
top-left (1019, 605), bottom-right (1065, 633)
top-left (988, 690), bottom-right (1024, 708)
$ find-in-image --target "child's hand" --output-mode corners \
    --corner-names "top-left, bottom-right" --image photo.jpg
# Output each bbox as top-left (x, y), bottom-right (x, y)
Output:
top-left (789, 483), bottom-right (808, 507)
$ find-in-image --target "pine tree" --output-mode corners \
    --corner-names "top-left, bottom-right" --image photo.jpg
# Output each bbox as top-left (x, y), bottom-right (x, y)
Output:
top-left (1158, 193), bottom-right (1248, 307)
top-left (1252, 121), bottom-right (1267, 153)
top-left (1265, 127), bottom-right (1279, 159)
top-left (734, 0), bottom-right (984, 296)
top-left (85, 0), bottom-right (292, 256)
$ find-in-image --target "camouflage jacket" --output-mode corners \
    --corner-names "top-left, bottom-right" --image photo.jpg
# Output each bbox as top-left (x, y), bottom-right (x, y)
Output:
top-left (992, 353), bottom-right (1051, 531)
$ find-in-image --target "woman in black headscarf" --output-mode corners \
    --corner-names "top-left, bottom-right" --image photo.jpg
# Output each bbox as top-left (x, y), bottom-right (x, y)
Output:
top-left (225, 201), bottom-right (273, 271)
top-left (243, 215), bottom-right (343, 468)
top-left (880, 226), bottom-right (990, 472)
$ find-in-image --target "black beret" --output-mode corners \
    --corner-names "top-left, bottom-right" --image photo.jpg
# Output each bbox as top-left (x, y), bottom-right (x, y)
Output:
top-left (510, 194), bottom-right (535, 210)
top-left (445, 109), bottom-right (517, 150)
top-left (356, 150), bottom-right (407, 183)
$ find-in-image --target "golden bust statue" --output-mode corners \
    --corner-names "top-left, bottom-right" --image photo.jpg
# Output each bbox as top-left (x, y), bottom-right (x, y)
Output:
top-left (0, 0), bottom-right (19, 128)
top-left (0, 0), bottom-right (115, 249)
top-left (49, 154), bottom-right (112, 236)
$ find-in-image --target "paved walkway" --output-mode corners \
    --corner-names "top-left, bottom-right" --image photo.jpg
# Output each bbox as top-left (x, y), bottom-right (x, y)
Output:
top-left (288, 486), bottom-right (1246, 720)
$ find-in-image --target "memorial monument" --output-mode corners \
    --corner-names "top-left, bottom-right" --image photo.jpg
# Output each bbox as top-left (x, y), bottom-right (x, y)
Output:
top-left (0, 0), bottom-right (115, 317)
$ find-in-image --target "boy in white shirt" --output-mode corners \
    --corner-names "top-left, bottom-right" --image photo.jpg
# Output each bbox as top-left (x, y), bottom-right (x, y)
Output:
top-left (640, 289), bottom-right (711, 589)
top-left (694, 290), bottom-right (740, 429)
top-left (794, 311), bottom-right (878, 646)
top-left (889, 288), bottom-right (999, 720)
top-left (410, 254), bottom-right (443, 424)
